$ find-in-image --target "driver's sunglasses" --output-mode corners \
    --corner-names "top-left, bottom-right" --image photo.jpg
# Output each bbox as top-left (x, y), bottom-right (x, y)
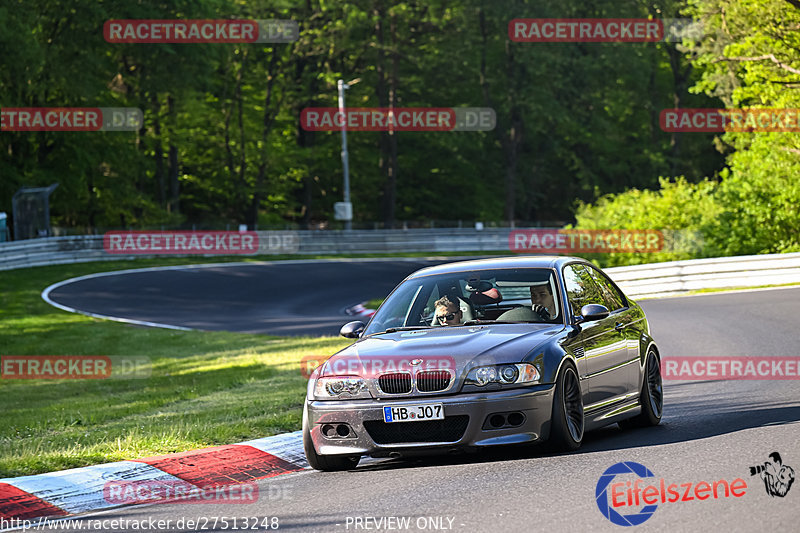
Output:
top-left (437, 311), bottom-right (459, 323)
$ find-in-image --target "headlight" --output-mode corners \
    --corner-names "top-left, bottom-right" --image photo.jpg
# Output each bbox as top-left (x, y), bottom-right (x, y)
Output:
top-left (465, 363), bottom-right (540, 386)
top-left (313, 376), bottom-right (371, 399)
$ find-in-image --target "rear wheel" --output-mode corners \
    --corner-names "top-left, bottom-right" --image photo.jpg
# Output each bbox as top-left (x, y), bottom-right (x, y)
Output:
top-left (548, 363), bottom-right (584, 451)
top-left (619, 348), bottom-right (663, 429)
top-left (303, 405), bottom-right (360, 471)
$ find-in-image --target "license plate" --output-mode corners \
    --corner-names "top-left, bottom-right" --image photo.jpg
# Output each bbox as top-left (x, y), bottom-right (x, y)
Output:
top-left (383, 404), bottom-right (444, 423)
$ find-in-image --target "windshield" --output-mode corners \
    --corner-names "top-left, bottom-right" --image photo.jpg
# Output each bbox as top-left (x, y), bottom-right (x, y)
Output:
top-left (363, 268), bottom-right (562, 335)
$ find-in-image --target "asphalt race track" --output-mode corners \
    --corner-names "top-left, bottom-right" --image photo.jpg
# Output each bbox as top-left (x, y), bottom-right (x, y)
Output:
top-left (44, 259), bottom-right (446, 336)
top-left (37, 262), bottom-right (800, 532)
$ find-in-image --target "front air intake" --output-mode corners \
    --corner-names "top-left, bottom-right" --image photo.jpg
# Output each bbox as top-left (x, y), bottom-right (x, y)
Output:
top-left (416, 370), bottom-right (452, 392)
top-left (378, 372), bottom-right (412, 394)
top-left (364, 415), bottom-right (469, 444)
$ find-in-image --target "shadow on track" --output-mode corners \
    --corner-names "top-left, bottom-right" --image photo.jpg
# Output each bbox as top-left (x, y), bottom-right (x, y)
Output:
top-left (345, 381), bottom-right (800, 473)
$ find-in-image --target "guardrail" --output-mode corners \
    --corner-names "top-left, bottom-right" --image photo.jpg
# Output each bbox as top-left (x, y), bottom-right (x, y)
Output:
top-left (606, 252), bottom-right (800, 298)
top-left (2, 231), bottom-right (799, 298)
top-left (0, 229), bottom-right (510, 271)
top-left (0, 235), bottom-right (109, 271)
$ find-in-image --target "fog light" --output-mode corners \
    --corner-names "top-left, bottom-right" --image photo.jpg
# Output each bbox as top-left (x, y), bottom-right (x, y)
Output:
top-left (489, 414), bottom-right (506, 428)
top-left (507, 412), bottom-right (524, 427)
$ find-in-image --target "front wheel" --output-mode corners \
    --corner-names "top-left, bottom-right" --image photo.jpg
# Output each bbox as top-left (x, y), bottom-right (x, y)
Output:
top-left (302, 404), bottom-right (360, 472)
top-left (548, 363), bottom-right (584, 451)
top-left (619, 348), bottom-right (663, 429)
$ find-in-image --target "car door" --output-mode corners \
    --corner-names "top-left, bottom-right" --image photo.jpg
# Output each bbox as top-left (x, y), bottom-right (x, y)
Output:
top-left (584, 264), bottom-right (641, 396)
top-left (562, 263), bottom-right (631, 410)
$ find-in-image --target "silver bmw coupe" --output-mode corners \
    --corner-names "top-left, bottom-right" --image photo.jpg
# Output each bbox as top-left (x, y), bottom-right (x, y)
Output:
top-left (303, 256), bottom-right (663, 471)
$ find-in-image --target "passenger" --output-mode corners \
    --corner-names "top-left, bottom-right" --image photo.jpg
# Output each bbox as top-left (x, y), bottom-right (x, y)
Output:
top-left (530, 282), bottom-right (555, 320)
top-left (434, 296), bottom-right (464, 326)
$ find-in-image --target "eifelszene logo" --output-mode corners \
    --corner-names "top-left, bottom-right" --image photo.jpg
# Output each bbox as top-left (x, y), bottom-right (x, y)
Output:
top-left (749, 452), bottom-right (795, 498)
top-left (596, 462), bottom-right (658, 526)
top-left (595, 461), bottom-right (748, 526)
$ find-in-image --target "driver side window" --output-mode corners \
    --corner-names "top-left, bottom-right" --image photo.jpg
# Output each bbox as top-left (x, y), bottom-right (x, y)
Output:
top-left (585, 265), bottom-right (626, 312)
top-left (563, 264), bottom-right (606, 317)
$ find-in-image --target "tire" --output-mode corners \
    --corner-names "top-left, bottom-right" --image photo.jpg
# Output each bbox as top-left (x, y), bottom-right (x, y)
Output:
top-left (548, 363), bottom-right (584, 451)
top-left (619, 348), bottom-right (663, 429)
top-left (302, 404), bottom-right (360, 472)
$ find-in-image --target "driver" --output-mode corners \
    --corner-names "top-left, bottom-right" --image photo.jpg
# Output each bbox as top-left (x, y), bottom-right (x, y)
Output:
top-left (530, 282), bottom-right (556, 321)
top-left (434, 296), bottom-right (464, 326)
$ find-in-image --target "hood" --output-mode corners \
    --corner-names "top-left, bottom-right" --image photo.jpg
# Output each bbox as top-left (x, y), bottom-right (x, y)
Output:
top-left (319, 323), bottom-right (564, 379)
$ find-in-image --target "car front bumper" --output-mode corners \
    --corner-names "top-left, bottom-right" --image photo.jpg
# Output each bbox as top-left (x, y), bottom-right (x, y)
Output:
top-left (306, 384), bottom-right (556, 457)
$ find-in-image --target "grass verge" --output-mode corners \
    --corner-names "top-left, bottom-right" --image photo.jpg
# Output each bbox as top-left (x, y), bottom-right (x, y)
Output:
top-left (0, 259), bottom-right (353, 478)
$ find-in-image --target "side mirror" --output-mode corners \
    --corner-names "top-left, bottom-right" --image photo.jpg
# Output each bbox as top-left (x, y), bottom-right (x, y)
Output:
top-left (575, 303), bottom-right (609, 324)
top-left (340, 321), bottom-right (366, 339)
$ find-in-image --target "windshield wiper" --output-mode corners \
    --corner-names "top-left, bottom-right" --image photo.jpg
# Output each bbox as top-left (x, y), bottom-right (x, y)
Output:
top-left (462, 319), bottom-right (540, 326)
top-left (378, 321), bottom-right (544, 334)
top-left (381, 325), bottom-right (434, 334)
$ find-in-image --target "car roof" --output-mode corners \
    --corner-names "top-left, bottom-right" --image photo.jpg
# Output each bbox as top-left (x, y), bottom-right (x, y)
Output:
top-left (406, 255), bottom-right (588, 279)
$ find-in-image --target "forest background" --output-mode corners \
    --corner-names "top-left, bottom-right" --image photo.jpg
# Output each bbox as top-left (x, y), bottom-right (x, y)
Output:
top-left (1, 0), bottom-right (798, 264)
